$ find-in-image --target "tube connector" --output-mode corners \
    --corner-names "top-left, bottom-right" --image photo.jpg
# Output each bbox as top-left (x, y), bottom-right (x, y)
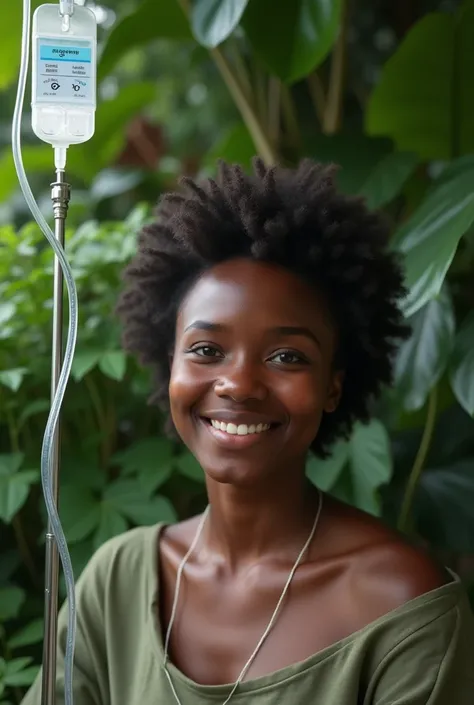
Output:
top-left (51, 176), bottom-right (71, 220)
top-left (59, 0), bottom-right (75, 17)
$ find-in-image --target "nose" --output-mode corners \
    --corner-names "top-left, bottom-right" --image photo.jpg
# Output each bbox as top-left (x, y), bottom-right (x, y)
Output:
top-left (214, 359), bottom-right (268, 402)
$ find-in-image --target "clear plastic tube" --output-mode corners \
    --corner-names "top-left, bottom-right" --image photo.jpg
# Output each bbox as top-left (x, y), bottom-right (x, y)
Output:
top-left (12, 2), bottom-right (78, 704)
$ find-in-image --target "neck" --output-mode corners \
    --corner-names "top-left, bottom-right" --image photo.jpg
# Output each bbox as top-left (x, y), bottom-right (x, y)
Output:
top-left (202, 469), bottom-right (320, 571)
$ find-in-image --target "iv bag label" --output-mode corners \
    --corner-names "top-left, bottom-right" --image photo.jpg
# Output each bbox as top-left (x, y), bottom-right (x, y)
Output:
top-left (36, 38), bottom-right (93, 104)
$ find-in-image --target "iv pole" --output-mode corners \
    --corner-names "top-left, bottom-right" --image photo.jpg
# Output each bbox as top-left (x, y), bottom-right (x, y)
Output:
top-left (41, 171), bottom-right (71, 705)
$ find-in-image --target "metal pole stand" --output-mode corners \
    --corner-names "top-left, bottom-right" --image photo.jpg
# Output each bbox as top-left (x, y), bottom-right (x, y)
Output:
top-left (41, 170), bottom-right (70, 705)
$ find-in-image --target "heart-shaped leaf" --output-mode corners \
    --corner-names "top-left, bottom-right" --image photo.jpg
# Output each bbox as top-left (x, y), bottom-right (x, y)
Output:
top-left (99, 351), bottom-right (127, 382)
top-left (359, 151), bottom-right (419, 210)
top-left (306, 439), bottom-right (349, 491)
top-left (395, 289), bottom-right (455, 411)
top-left (243, 0), bottom-right (343, 84)
top-left (192, 0), bottom-right (249, 47)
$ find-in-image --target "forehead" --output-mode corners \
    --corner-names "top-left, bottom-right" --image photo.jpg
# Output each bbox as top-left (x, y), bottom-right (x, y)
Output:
top-left (177, 258), bottom-right (334, 333)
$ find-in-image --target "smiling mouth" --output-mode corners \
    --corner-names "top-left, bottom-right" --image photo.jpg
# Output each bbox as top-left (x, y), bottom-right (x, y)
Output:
top-left (199, 417), bottom-right (280, 447)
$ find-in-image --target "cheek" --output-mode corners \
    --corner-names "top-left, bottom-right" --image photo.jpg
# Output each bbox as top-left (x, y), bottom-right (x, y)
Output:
top-left (168, 359), bottom-right (208, 423)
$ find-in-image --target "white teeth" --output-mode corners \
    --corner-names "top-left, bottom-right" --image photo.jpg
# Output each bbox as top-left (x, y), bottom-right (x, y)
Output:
top-left (210, 420), bottom-right (271, 435)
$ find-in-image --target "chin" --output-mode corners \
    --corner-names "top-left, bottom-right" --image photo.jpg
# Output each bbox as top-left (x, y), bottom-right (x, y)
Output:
top-left (202, 460), bottom-right (274, 488)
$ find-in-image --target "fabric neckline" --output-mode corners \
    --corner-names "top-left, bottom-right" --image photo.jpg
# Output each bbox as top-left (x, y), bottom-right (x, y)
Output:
top-left (146, 521), bottom-right (463, 699)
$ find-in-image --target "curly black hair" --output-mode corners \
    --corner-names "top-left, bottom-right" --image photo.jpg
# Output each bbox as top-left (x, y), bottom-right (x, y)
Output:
top-left (117, 157), bottom-right (410, 457)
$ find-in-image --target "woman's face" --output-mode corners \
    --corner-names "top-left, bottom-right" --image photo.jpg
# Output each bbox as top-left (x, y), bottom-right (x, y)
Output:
top-left (169, 259), bottom-right (343, 487)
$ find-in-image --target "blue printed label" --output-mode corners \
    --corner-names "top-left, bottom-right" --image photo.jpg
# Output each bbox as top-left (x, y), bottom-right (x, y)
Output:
top-left (40, 45), bottom-right (91, 62)
top-left (36, 37), bottom-right (94, 104)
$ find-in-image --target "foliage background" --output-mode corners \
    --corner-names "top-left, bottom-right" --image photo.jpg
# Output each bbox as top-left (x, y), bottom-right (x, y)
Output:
top-left (1, 0), bottom-right (474, 700)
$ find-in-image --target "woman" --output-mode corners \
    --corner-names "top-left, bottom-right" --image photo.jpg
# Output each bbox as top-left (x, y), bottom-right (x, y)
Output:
top-left (23, 159), bottom-right (474, 704)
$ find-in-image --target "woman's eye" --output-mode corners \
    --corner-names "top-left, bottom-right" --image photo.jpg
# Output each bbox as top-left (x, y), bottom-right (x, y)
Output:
top-left (270, 351), bottom-right (306, 365)
top-left (189, 345), bottom-right (222, 358)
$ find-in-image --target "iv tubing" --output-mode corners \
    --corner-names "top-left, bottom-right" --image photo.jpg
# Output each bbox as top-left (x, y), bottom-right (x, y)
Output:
top-left (12, 2), bottom-right (78, 704)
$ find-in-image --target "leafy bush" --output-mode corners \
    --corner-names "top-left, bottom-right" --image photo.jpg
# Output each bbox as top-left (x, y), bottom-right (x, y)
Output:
top-left (1, 0), bottom-right (474, 701)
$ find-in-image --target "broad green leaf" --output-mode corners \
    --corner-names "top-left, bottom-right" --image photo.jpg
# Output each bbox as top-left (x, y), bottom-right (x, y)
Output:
top-left (113, 438), bottom-right (175, 494)
top-left (98, 0), bottom-right (192, 81)
top-left (243, 0), bottom-right (343, 84)
top-left (94, 504), bottom-right (128, 550)
top-left (0, 0), bottom-right (41, 90)
top-left (366, 6), bottom-right (474, 160)
top-left (192, 0), bottom-right (249, 47)
top-left (418, 460), bottom-right (474, 551)
top-left (71, 350), bottom-right (101, 381)
top-left (99, 351), bottom-right (127, 382)
top-left (0, 587), bottom-right (25, 620)
top-left (395, 289), bottom-right (455, 411)
top-left (3, 658), bottom-right (32, 676)
top-left (350, 420), bottom-right (392, 515)
top-left (359, 151), bottom-right (419, 210)
top-left (18, 398), bottom-right (50, 426)
top-left (176, 453), bottom-right (205, 483)
top-left (0, 551), bottom-right (21, 584)
top-left (4, 666), bottom-right (40, 687)
top-left (0, 368), bottom-right (28, 392)
top-left (0, 302), bottom-right (15, 327)
top-left (393, 167), bottom-right (474, 317)
top-left (304, 132), bottom-right (393, 195)
top-left (7, 619), bottom-right (43, 649)
top-left (58, 485), bottom-right (101, 543)
top-left (0, 470), bottom-right (39, 522)
top-left (306, 439), bottom-right (349, 491)
top-left (450, 312), bottom-right (474, 416)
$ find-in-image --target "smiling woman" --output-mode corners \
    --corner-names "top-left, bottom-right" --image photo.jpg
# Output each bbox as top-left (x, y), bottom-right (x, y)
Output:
top-left (21, 159), bottom-right (474, 705)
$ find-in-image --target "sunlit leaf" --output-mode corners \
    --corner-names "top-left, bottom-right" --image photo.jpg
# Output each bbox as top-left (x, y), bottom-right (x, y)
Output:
top-left (0, 368), bottom-right (28, 392)
top-left (395, 289), bottom-right (455, 411)
top-left (192, 0), bottom-right (249, 47)
top-left (450, 312), bottom-right (474, 416)
top-left (243, 0), bottom-right (343, 84)
top-left (71, 350), bottom-right (101, 381)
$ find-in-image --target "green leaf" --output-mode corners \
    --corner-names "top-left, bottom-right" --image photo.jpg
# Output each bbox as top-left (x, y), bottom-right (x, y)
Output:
top-left (0, 146), bottom-right (55, 203)
top-left (366, 6), bottom-right (474, 160)
top-left (4, 666), bottom-right (40, 687)
top-left (59, 485), bottom-right (101, 544)
top-left (7, 619), bottom-right (43, 649)
top-left (0, 587), bottom-right (25, 620)
top-left (204, 123), bottom-right (256, 172)
top-left (304, 132), bottom-right (393, 195)
top-left (113, 438), bottom-right (175, 494)
top-left (359, 151), bottom-right (419, 210)
top-left (0, 455), bottom-right (38, 523)
top-left (192, 0), bottom-right (249, 47)
top-left (103, 479), bottom-right (177, 524)
top-left (418, 460), bottom-right (474, 552)
top-left (98, 0), bottom-right (192, 81)
top-left (306, 440), bottom-right (349, 491)
top-left (99, 351), bottom-right (127, 382)
top-left (0, 302), bottom-right (15, 327)
top-left (393, 167), bottom-right (474, 317)
top-left (4, 658), bottom-right (32, 676)
top-left (94, 504), bottom-right (128, 550)
top-left (0, 368), bottom-right (28, 392)
top-left (243, 0), bottom-right (343, 84)
top-left (18, 399), bottom-right (50, 426)
top-left (71, 350), bottom-right (101, 381)
top-left (0, 1), bottom-right (41, 90)
top-left (350, 420), bottom-right (392, 515)
top-left (395, 289), bottom-right (455, 411)
top-left (175, 453), bottom-right (206, 483)
top-left (450, 312), bottom-right (474, 416)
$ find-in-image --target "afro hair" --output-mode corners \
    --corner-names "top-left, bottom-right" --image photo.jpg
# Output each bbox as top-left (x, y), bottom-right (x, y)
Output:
top-left (117, 157), bottom-right (410, 457)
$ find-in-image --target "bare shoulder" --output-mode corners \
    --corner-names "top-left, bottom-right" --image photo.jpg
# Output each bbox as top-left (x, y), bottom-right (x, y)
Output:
top-left (320, 494), bottom-right (449, 620)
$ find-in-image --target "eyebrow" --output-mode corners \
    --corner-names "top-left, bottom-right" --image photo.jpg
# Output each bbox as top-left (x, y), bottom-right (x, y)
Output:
top-left (184, 321), bottom-right (321, 348)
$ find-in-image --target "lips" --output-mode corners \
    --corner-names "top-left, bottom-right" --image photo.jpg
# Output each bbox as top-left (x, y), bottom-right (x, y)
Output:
top-left (198, 412), bottom-right (282, 449)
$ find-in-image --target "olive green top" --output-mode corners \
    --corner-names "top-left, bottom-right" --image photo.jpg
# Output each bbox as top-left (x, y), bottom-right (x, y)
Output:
top-left (22, 523), bottom-right (474, 705)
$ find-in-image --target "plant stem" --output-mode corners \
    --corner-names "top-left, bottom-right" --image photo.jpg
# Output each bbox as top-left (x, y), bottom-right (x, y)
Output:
top-left (177, 0), bottom-right (277, 165)
top-left (398, 387), bottom-right (438, 533)
top-left (268, 77), bottom-right (281, 144)
top-left (323, 0), bottom-right (349, 134)
top-left (280, 84), bottom-right (302, 154)
top-left (307, 72), bottom-right (326, 125)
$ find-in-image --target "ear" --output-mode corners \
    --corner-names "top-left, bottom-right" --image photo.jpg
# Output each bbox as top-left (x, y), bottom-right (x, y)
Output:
top-left (324, 370), bottom-right (344, 413)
